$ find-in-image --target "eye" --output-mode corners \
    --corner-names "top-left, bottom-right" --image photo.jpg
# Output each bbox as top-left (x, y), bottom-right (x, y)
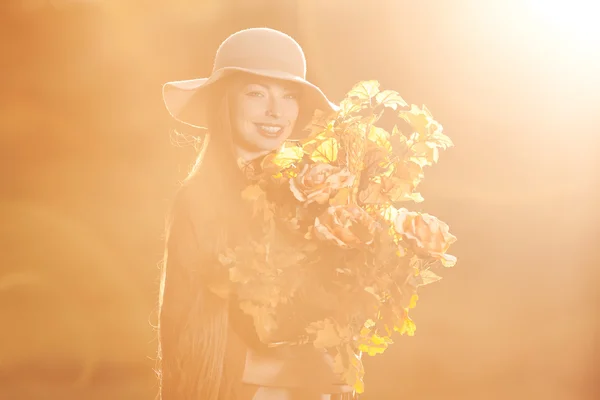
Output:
top-left (284, 92), bottom-right (298, 100)
top-left (246, 91), bottom-right (264, 98)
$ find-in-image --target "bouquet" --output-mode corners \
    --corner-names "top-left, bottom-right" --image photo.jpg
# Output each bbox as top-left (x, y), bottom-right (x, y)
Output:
top-left (217, 80), bottom-right (457, 393)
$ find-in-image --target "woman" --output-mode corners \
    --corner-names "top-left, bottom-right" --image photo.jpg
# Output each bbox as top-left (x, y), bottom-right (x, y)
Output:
top-left (158, 28), bottom-right (355, 400)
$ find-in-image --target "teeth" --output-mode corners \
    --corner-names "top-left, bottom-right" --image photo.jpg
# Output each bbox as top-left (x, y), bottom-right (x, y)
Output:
top-left (257, 125), bottom-right (282, 135)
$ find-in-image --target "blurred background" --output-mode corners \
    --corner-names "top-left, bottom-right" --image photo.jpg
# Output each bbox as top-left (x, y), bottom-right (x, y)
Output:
top-left (1, 0), bottom-right (599, 399)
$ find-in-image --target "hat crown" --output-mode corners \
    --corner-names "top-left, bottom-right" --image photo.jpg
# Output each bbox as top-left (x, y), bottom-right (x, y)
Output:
top-left (213, 28), bottom-right (307, 79)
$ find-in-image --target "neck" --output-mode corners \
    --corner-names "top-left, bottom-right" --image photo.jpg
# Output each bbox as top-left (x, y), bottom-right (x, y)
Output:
top-left (235, 146), bottom-right (271, 166)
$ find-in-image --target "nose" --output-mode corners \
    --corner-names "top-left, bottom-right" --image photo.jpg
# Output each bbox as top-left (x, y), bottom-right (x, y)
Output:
top-left (265, 97), bottom-right (282, 118)
top-left (265, 109), bottom-right (281, 118)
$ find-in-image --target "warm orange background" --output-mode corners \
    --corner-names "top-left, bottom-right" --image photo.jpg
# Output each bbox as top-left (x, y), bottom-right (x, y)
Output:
top-left (1, 1), bottom-right (598, 399)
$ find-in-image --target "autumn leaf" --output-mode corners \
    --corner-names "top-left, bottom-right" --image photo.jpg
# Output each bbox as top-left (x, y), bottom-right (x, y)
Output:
top-left (408, 294), bottom-right (419, 309)
top-left (357, 325), bottom-right (394, 357)
top-left (398, 104), bottom-right (432, 139)
top-left (345, 344), bottom-right (366, 393)
top-left (367, 126), bottom-right (392, 153)
top-left (381, 176), bottom-right (415, 202)
top-left (329, 187), bottom-right (351, 206)
top-left (228, 266), bottom-right (246, 283)
top-left (396, 160), bottom-right (425, 188)
top-left (262, 143), bottom-right (304, 172)
top-left (339, 97), bottom-right (364, 116)
top-left (363, 286), bottom-right (381, 301)
top-left (363, 146), bottom-right (393, 177)
top-left (410, 141), bottom-right (439, 166)
top-left (308, 121), bottom-right (329, 138)
top-left (303, 136), bottom-right (339, 163)
top-left (416, 269), bottom-right (443, 286)
top-left (354, 374), bottom-right (365, 394)
top-left (239, 301), bottom-right (279, 343)
top-left (358, 182), bottom-right (388, 204)
top-left (332, 344), bottom-right (366, 394)
top-left (378, 205), bottom-right (398, 222)
top-left (241, 184), bottom-right (264, 201)
top-left (390, 126), bottom-right (410, 159)
top-left (358, 339), bottom-right (389, 356)
top-left (218, 249), bottom-right (236, 266)
top-left (395, 312), bottom-right (416, 336)
top-left (307, 319), bottom-right (343, 349)
top-left (240, 184), bottom-right (273, 219)
top-left (359, 175), bottom-right (423, 204)
top-left (440, 253), bottom-right (458, 268)
top-left (374, 89), bottom-right (408, 110)
top-left (399, 105), bottom-right (450, 155)
top-left (346, 80), bottom-right (381, 101)
top-left (429, 131), bottom-right (454, 149)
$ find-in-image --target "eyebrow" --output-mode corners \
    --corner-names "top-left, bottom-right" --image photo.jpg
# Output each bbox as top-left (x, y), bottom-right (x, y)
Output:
top-left (249, 81), bottom-right (299, 92)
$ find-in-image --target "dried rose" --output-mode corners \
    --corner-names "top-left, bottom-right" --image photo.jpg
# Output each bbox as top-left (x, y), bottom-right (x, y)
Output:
top-left (289, 163), bottom-right (355, 205)
top-left (393, 208), bottom-right (457, 266)
top-left (313, 205), bottom-right (377, 248)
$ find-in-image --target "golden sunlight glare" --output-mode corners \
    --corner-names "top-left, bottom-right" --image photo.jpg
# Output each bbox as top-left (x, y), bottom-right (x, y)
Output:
top-left (527, 0), bottom-right (600, 47)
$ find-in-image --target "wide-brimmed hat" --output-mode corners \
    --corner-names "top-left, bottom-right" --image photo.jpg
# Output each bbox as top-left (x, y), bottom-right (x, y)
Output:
top-left (162, 27), bottom-right (338, 129)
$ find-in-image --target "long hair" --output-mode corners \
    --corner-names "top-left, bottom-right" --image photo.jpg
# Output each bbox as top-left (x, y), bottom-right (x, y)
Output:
top-left (156, 74), bottom-right (314, 400)
top-left (157, 77), bottom-right (250, 400)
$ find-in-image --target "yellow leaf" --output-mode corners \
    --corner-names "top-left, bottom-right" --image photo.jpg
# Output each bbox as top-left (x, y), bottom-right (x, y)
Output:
top-left (358, 342), bottom-right (387, 356)
top-left (399, 105), bottom-right (449, 152)
top-left (370, 334), bottom-right (393, 346)
top-left (398, 105), bottom-right (429, 137)
top-left (380, 205), bottom-right (399, 222)
top-left (440, 253), bottom-right (458, 268)
top-left (358, 182), bottom-right (387, 204)
top-left (239, 302), bottom-right (278, 343)
top-left (263, 144), bottom-right (304, 171)
top-left (359, 326), bottom-right (371, 337)
top-left (305, 136), bottom-right (339, 163)
top-left (410, 141), bottom-right (438, 166)
top-left (346, 345), bottom-right (365, 394)
top-left (396, 314), bottom-right (416, 336)
top-left (357, 332), bottom-right (393, 356)
top-left (367, 126), bottom-right (392, 152)
top-left (241, 184), bottom-right (264, 201)
top-left (374, 89), bottom-right (408, 110)
top-left (383, 177), bottom-right (414, 202)
top-left (354, 378), bottom-right (365, 394)
top-left (430, 132), bottom-right (454, 149)
top-left (217, 249), bottom-right (236, 266)
top-left (332, 352), bottom-right (345, 376)
top-left (364, 147), bottom-right (392, 178)
top-left (395, 160), bottom-right (425, 189)
top-left (339, 97), bottom-right (363, 115)
top-left (307, 118), bottom-right (336, 139)
top-left (346, 80), bottom-right (380, 100)
top-left (418, 269), bottom-right (443, 286)
top-left (329, 187), bottom-right (351, 206)
top-left (363, 319), bottom-right (376, 329)
top-left (409, 294), bottom-right (419, 309)
top-left (363, 286), bottom-right (381, 301)
top-left (307, 319), bottom-right (342, 349)
top-left (409, 192), bottom-right (425, 203)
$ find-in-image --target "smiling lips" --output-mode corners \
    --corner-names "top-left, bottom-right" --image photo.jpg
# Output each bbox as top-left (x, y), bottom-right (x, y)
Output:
top-left (255, 123), bottom-right (285, 138)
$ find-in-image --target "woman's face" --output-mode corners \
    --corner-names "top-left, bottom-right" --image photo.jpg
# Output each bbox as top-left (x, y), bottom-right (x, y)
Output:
top-left (232, 78), bottom-right (300, 159)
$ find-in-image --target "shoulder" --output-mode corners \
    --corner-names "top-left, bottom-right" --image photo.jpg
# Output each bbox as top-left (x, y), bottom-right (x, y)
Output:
top-left (168, 181), bottom-right (206, 225)
top-left (166, 181), bottom-right (220, 253)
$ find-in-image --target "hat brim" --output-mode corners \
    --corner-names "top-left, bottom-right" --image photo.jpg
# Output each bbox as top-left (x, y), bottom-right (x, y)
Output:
top-left (162, 67), bottom-right (339, 129)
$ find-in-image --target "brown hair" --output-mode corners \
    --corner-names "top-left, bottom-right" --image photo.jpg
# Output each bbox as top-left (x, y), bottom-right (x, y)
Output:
top-left (156, 73), bottom-right (315, 400)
